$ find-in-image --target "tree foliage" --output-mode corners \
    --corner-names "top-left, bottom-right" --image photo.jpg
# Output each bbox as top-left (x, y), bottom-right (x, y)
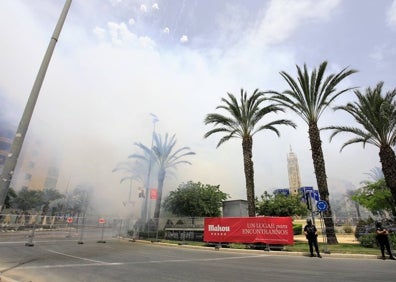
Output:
top-left (204, 89), bottom-right (295, 217)
top-left (352, 179), bottom-right (395, 217)
top-left (256, 191), bottom-right (308, 217)
top-left (41, 188), bottom-right (64, 213)
top-left (324, 82), bottom-right (396, 208)
top-left (12, 187), bottom-right (45, 211)
top-left (163, 181), bottom-right (229, 217)
top-left (4, 187), bottom-right (17, 209)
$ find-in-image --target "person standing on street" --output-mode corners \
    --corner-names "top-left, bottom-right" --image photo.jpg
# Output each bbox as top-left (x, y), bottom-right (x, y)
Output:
top-left (304, 218), bottom-right (321, 258)
top-left (375, 221), bottom-right (396, 260)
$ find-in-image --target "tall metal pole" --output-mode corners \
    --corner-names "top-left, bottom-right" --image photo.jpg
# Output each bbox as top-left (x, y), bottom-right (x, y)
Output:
top-left (0, 0), bottom-right (72, 211)
top-left (142, 114), bottom-right (158, 224)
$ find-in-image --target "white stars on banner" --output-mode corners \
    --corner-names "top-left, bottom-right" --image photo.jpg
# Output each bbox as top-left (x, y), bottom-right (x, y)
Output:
top-left (210, 232), bottom-right (227, 236)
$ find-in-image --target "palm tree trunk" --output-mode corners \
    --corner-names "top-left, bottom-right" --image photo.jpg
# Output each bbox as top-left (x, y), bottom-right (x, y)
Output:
top-left (153, 170), bottom-right (166, 230)
top-left (379, 145), bottom-right (396, 218)
top-left (242, 137), bottom-right (256, 217)
top-left (308, 122), bottom-right (338, 244)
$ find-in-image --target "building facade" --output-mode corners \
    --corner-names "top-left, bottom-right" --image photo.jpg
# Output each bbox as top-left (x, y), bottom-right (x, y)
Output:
top-left (12, 136), bottom-right (60, 191)
top-left (287, 146), bottom-right (301, 195)
top-left (0, 120), bottom-right (60, 191)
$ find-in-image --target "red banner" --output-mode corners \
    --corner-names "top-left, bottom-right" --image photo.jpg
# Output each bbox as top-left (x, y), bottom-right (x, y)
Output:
top-left (150, 188), bottom-right (157, 200)
top-left (204, 217), bottom-right (293, 245)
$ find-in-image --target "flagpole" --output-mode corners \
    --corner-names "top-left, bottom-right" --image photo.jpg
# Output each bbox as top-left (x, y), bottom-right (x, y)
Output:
top-left (0, 0), bottom-right (72, 211)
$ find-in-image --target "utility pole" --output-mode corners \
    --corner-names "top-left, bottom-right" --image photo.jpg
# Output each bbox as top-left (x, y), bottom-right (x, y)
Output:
top-left (141, 114), bottom-right (159, 223)
top-left (0, 0), bottom-right (72, 211)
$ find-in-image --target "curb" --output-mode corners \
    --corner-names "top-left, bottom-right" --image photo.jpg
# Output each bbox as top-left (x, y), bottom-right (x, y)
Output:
top-left (123, 238), bottom-right (379, 260)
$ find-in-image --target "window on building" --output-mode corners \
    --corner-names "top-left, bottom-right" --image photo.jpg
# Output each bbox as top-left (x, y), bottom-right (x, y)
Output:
top-left (24, 173), bottom-right (32, 181)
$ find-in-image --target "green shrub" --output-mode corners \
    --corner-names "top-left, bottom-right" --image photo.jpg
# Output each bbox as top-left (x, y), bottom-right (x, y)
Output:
top-left (293, 224), bottom-right (302, 235)
top-left (359, 233), bottom-right (377, 248)
top-left (359, 231), bottom-right (396, 249)
top-left (389, 233), bottom-right (396, 246)
top-left (355, 219), bottom-right (367, 239)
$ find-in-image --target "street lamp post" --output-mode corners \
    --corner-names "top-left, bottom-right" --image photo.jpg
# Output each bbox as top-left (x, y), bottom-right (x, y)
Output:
top-left (0, 0), bottom-right (72, 211)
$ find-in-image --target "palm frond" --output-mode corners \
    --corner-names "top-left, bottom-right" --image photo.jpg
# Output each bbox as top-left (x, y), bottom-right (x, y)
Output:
top-left (204, 88), bottom-right (295, 147)
top-left (270, 61), bottom-right (357, 124)
top-left (326, 82), bottom-right (396, 149)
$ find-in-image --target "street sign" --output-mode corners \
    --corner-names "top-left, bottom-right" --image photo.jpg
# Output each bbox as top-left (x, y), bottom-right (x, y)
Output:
top-left (98, 218), bottom-right (106, 224)
top-left (316, 200), bottom-right (328, 211)
top-left (66, 217), bottom-right (73, 223)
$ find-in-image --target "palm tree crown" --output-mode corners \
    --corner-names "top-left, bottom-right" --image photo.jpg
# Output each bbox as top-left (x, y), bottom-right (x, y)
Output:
top-left (326, 82), bottom-right (396, 150)
top-left (204, 89), bottom-right (295, 145)
top-left (204, 88), bottom-right (296, 216)
top-left (270, 61), bottom-right (357, 124)
top-left (324, 82), bottom-right (396, 207)
top-left (151, 133), bottom-right (195, 171)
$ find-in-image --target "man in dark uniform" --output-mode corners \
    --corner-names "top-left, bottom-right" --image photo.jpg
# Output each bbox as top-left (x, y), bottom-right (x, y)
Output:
top-left (304, 218), bottom-right (321, 258)
top-left (375, 221), bottom-right (395, 260)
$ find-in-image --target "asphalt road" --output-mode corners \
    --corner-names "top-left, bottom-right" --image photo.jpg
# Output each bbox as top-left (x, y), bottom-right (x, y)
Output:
top-left (1, 236), bottom-right (396, 282)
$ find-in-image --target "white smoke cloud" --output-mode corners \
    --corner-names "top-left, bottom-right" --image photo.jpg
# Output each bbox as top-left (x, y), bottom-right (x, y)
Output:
top-left (107, 21), bottom-right (137, 46)
top-left (387, 0), bottom-right (396, 28)
top-left (254, 0), bottom-right (341, 45)
top-left (180, 35), bottom-right (188, 43)
top-left (140, 4), bottom-right (147, 13)
top-left (128, 18), bottom-right (135, 26)
top-left (93, 26), bottom-right (106, 40)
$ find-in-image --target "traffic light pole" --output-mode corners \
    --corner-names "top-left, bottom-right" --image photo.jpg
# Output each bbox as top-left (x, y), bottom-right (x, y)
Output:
top-left (0, 0), bottom-right (72, 211)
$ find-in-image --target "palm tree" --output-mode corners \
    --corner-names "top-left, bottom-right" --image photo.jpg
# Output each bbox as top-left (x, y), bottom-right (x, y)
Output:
top-left (130, 133), bottom-right (195, 228)
top-left (269, 61), bottom-right (357, 244)
top-left (324, 82), bottom-right (396, 214)
top-left (112, 160), bottom-right (145, 205)
top-left (204, 89), bottom-right (296, 217)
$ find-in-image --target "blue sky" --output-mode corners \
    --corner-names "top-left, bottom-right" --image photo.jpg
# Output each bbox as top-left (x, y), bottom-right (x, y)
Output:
top-left (0, 0), bottom-right (395, 215)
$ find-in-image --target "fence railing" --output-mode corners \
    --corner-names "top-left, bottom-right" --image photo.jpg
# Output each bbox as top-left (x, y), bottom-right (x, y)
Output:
top-left (1, 214), bottom-right (389, 244)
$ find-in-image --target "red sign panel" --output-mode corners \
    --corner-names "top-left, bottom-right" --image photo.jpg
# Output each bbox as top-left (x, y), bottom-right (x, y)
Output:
top-left (99, 218), bottom-right (106, 224)
top-left (150, 188), bottom-right (157, 200)
top-left (66, 217), bottom-right (73, 223)
top-left (204, 217), bottom-right (293, 245)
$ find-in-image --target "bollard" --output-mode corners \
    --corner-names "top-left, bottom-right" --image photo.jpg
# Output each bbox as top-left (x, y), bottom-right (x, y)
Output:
top-left (77, 217), bottom-right (85, 244)
top-left (97, 218), bottom-right (106, 243)
top-left (66, 222), bottom-right (72, 238)
top-left (25, 223), bottom-right (36, 247)
top-left (65, 217), bottom-right (73, 238)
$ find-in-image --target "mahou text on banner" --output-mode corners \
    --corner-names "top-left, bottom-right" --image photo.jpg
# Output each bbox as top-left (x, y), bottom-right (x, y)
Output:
top-left (204, 217), bottom-right (294, 245)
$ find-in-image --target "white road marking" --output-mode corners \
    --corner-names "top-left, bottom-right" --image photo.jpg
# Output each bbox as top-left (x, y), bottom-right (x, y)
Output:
top-left (46, 249), bottom-right (110, 264)
top-left (14, 254), bottom-right (270, 270)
